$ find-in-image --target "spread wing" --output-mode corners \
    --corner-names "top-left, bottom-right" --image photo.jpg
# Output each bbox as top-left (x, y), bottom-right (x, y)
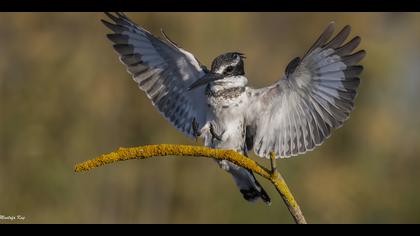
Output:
top-left (246, 22), bottom-right (365, 159)
top-left (102, 12), bottom-right (209, 138)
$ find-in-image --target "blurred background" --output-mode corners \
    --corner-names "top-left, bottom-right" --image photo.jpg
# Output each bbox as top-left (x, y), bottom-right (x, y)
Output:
top-left (0, 12), bottom-right (419, 224)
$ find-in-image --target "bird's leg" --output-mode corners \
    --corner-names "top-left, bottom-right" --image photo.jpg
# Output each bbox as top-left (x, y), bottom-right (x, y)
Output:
top-left (210, 122), bottom-right (224, 142)
top-left (191, 118), bottom-right (202, 141)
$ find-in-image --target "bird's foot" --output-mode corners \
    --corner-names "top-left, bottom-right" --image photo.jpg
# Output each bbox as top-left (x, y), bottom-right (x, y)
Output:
top-left (210, 123), bottom-right (224, 142)
top-left (192, 118), bottom-right (202, 141)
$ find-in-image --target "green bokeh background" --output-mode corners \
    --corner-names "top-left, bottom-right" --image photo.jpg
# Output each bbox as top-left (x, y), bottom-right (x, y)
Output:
top-left (1, 12), bottom-right (419, 223)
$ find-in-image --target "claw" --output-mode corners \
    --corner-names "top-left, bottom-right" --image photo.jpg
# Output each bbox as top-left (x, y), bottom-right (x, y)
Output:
top-left (192, 118), bottom-right (201, 141)
top-left (210, 123), bottom-right (224, 142)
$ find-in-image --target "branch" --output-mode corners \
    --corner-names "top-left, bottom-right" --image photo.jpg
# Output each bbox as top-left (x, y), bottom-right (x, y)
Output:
top-left (74, 144), bottom-right (307, 224)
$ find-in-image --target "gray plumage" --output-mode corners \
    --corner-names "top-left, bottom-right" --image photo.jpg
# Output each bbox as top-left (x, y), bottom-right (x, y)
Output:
top-left (102, 12), bottom-right (209, 138)
top-left (248, 22), bottom-right (365, 158)
top-left (102, 13), bottom-right (365, 204)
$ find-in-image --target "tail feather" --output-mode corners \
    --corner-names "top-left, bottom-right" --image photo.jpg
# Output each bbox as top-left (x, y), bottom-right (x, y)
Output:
top-left (218, 160), bottom-right (271, 205)
top-left (239, 172), bottom-right (271, 205)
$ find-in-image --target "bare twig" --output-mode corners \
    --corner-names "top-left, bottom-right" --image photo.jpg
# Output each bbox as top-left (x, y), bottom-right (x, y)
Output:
top-left (270, 152), bottom-right (277, 174)
top-left (269, 152), bottom-right (307, 224)
top-left (74, 144), bottom-right (307, 224)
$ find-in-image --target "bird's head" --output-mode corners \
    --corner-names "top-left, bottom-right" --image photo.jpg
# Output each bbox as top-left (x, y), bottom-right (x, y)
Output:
top-left (188, 52), bottom-right (246, 90)
top-left (210, 52), bottom-right (246, 76)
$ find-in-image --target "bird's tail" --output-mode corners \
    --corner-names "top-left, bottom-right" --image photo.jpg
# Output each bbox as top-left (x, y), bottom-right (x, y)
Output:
top-left (218, 160), bottom-right (271, 205)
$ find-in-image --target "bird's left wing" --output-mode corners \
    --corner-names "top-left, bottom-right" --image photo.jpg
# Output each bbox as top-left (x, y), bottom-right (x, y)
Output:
top-left (246, 22), bottom-right (366, 159)
top-left (102, 12), bottom-right (209, 138)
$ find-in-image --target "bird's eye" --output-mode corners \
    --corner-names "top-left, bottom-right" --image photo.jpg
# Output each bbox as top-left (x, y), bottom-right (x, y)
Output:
top-left (224, 66), bottom-right (234, 74)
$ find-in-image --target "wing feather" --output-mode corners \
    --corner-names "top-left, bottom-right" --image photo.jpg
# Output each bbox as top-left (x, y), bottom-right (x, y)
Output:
top-left (102, 12), bottom-right (209, 137)
top-left (247, 22), bottom-right (365, 159)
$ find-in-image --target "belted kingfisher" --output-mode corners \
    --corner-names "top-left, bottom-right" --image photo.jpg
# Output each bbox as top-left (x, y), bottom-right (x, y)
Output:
top-left (102, 12), bottom-right (365, 204)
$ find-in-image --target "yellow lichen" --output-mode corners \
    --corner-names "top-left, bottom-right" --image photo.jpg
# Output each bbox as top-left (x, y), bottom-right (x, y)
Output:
top-left (74, 144), bottom-right (306, 224)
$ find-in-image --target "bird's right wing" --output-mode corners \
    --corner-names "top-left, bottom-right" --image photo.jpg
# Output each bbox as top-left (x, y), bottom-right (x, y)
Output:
top-left (102, 12), bottom-right (210, 138)
top-left (246, 22), bottom-right (365, 159)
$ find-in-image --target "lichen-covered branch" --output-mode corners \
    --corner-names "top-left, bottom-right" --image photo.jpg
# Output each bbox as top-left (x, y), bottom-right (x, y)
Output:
top-left (74, 144), bottom-right (307, 224)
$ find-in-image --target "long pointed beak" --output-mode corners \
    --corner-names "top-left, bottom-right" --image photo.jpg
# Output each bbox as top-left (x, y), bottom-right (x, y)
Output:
top-left (188, 73), bottom-right (223, 91)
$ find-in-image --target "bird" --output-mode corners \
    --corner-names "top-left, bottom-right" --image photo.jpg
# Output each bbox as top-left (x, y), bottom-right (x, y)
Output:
top-left (101, 12), bottom-right (366, 205)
